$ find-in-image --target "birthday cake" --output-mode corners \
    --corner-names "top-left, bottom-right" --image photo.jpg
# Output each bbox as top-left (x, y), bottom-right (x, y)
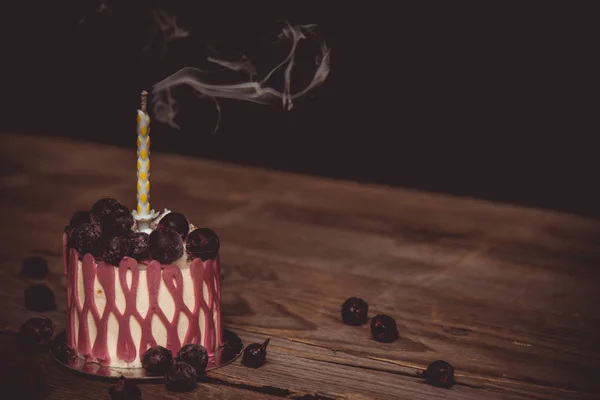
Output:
top-left (63, 201), bottom-right (223, 369)
top-left (61, 93), bottom-right (222, 369)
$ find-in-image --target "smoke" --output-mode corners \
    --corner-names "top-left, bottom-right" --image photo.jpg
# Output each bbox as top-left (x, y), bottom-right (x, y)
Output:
top-left (143, 9), bottom-right (189, 59)
top-left (76, 0), bottom-right (112, 25)
top-left (76, 2), bottom-right (189, 59)
top-left (151, 22), bottom-right (331, 133)
top-left (75, 4), bottom-right (330, 133)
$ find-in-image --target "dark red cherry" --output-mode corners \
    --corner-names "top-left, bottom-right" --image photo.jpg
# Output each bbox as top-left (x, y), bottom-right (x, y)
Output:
top-left (18, 318), bottom-right (54, 353)
top-left (127, 232), bottom-right (150, 261)
top-left (341, 297), bottom-right (368, 326)
top-left (165, 362), bottom-right (197, 392)
top-left (69, 222), bottom-right (103, 258)
top-left (20, 256), bottom-right (49, 279)
top-left (24, 284), bottom-right (56, 312)
top-left (241, 339), bottom-right (270, 368)
top-left (158, 212), bottom-right (190, 240)
top-left (424, 360), bottom-right (455, 388)
top-left (176, 343), bottom-right (209, 376)
top-left (141, 346), bottom-right (173, 375)
top-left (370, 314), bottom-right (398, 343)
top-left (186, 228), bottom-right (220, 261)
top-left (102, 234), bottom-right (129, 265)
top-left (149, 226), bottom-right (184, 264)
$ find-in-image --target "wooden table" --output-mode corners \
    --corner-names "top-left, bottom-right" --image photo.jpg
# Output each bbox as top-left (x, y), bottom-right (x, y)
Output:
top-left (0, 132), bottom-right (599, 399)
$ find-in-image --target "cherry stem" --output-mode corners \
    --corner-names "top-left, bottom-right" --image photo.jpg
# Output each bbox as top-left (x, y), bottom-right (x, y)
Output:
top-left (262, 338), bottom-right (271, 349)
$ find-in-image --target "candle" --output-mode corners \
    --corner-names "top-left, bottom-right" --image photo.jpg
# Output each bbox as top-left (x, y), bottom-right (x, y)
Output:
top-left (133, 90), bottom-right (158, 233)
top-left (137, 91), bottom-right (151, 217)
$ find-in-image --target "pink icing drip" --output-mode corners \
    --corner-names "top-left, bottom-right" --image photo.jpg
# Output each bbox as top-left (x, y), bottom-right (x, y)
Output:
top-left (145, 261), bottom-right (173, 353)
top-left (66, 248), bottom-right (80, 350)
top-left (162, 266), bottom-right (186, 354)
top-left (78, 254), bottom-right (102, 361)
top-left (141, 261), bottom-right (162, 353)
top-left (116, 258), bottom-right (140, 362)
top-left (92, 260), bottom-right (113, 364)
top-left (66, 251), bottom-right (222, 366)
top-left (203, 259), bottom-right (216, 353)
top-left (215, 254), bottom-right (223, 347)
top-left (187, 259), bottom-right (204, 344)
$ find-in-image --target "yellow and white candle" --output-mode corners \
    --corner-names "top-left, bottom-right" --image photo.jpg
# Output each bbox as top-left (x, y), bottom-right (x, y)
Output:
top-left (134, 91), bottom-right (158, 233)
top-left (137, 93), bottom-right (151, 216)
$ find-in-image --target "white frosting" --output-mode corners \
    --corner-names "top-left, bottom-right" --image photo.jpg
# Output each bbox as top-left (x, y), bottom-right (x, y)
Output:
top-left (149, 208), bottom-right (171, 230)
top-left (76, 259), bottom-right (219, 369)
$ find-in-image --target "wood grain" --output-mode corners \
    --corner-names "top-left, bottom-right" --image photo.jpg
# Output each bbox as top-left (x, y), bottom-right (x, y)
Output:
top-left (0, 132), bottom-right (599, 399)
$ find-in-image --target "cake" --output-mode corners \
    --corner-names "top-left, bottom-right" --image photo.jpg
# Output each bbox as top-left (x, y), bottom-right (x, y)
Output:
top-left (62, 198), bottom-right (223, 369)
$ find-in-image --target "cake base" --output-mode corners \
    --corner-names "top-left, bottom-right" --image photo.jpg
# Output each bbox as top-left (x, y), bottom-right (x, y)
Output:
top-left (50, 328), bottom-right (243, 381)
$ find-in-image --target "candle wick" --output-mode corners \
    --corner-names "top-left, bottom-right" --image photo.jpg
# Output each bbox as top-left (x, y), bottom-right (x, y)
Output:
top-left (141, 90), bottom-right (148, 114)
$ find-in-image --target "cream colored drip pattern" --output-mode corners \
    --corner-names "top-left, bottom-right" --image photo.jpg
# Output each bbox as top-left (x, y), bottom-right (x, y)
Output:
top-left (66, 248), bottom-right (222, 368)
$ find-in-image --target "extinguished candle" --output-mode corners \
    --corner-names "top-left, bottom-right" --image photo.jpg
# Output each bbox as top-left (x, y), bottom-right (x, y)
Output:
top-left (137, 91), bottom-right (151, 217)
top-left (133, 91), bottom-right (158, 233)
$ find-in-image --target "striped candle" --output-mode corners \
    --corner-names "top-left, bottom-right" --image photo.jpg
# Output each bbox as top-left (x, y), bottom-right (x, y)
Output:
top-left (133, 90), bottom-right (158, 233)
top-left (136, 91), bottom-right (151, 217)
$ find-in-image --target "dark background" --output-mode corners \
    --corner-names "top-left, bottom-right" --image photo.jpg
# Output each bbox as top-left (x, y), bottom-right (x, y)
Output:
top-left (3, 1), bottom-right (597, 218)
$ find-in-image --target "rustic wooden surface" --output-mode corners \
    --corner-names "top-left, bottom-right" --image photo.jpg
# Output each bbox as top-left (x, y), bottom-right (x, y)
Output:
top-left (0, 132), bottom-right (599, 400)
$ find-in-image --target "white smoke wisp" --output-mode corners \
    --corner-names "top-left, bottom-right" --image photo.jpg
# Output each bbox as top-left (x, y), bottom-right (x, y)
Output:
top-left (77, 0), bottom-right (112, 25)
top-left (151, 23), bottom-right (331, 133)
top-left (143, 9), bottom-right (190, 58)
top-left (76, 4), bottom-right (189, 58)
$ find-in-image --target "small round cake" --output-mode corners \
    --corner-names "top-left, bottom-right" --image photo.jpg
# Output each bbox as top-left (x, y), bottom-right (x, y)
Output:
top-left (63, 199), bottom-right (222, 368)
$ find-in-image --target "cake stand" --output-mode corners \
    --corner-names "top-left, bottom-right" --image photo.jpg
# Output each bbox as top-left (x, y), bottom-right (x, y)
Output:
top-left (50, 329), bottom-right (243, 381)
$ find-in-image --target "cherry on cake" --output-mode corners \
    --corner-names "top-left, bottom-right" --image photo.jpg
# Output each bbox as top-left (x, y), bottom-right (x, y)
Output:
top-left (63, 198), bottom-right (223, 369)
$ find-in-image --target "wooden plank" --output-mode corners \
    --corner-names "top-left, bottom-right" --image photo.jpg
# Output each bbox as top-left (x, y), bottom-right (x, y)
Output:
top-left (0, 333), bottom-right (281, 400)
top-left (0, 132), bottom-right (598, 399)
